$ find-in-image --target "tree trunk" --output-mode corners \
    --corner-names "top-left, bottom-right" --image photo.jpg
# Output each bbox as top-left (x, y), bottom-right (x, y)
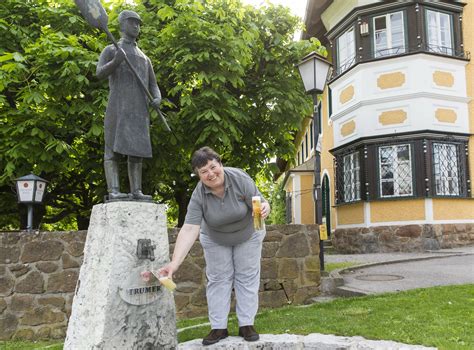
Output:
top-left (175, 190), bottom-right (190, 227)
top-left (77, 214), bottom-right (90, 230)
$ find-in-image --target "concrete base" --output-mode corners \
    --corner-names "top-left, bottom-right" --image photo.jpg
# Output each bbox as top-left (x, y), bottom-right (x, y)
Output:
top-left (65, 202), bottom-right (177, 349)
top-left (178, 334), bottom-right (436, 349)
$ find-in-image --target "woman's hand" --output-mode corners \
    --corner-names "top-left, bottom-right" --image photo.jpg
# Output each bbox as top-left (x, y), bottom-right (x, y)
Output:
top-left (157, 261), bottom-right (179, 279)
top-left (261, 202), bottom-right (271, 219)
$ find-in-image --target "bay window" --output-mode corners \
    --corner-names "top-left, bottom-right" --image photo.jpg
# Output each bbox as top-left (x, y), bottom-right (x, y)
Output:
top-left (334, 138), bottom-right (468, 204)
top-left (426, 10), bottom-right (453, 55)
top-left (343, 152), bottom-right (360, 202)
top-left (433, 143), bottom-right (460, 196)
top-left (330, 4), bottom-right (464, 79)
top-left (379, 144), bottom-right (413, 197)
top-left (337, 27), bottom-right (356, 73)
top-left (373, 11), bottom-right (405, 58)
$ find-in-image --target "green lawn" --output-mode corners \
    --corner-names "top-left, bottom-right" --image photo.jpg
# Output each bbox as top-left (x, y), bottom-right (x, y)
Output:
top-left (2, 284), bottom-right (473, 350)
top-left (0, 341), bottom-right (63, 349)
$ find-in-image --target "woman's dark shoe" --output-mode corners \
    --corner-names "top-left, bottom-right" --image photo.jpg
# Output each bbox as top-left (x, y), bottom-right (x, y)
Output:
top-left (202, 329), bottom-right (229, 345)
top-left (238, 325), bottom-right (259, 341)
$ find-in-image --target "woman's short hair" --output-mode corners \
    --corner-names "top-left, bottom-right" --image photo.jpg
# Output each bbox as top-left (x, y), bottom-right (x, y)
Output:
top-left (191, 147), bottom-right (221, 172)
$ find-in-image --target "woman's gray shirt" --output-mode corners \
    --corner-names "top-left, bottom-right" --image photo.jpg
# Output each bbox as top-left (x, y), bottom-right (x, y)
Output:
top-left (184, 167), bottom-right (266, 246)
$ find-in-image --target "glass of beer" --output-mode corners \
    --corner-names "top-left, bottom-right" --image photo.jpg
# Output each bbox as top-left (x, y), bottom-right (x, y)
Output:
top-left (252, 196), bottom-right (263, 230)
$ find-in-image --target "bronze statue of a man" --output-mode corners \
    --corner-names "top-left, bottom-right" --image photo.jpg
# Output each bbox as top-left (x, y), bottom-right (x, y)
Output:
top-left (96, 10), bottom-right (160, 201)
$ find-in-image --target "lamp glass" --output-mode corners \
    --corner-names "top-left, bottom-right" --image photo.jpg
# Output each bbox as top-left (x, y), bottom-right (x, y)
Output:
top-left (298, 58), bottom-right (317, 93)
top-left (314, 59), bottom-right (331, 93)
top-left (17, 180), bottom-right (35, 202)
top-left (297, 52), bottom-right (332, 95)
top-left (34, 181), bottom-right (47, 203)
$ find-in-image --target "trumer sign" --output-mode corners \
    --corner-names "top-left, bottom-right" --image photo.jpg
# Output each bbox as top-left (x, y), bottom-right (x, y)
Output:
top-left (119, 267), bottom-right (161, 305)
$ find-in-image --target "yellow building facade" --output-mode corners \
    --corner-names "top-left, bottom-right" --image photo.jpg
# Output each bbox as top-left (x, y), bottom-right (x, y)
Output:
top-left (285, 0), bottom-right (474, 252)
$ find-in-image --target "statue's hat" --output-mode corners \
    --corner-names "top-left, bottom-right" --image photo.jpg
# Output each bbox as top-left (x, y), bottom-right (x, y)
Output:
top-left (118, 10), bottom-right (142, 24)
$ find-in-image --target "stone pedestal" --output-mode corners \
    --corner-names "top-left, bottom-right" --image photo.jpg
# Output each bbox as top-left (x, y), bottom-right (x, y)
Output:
top-left (65, 202), bottom-right (177, 349)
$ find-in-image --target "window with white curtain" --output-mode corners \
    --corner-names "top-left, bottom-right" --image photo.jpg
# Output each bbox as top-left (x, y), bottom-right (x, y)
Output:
top-left (379, 144), bottom-right (413, 197)
top-left (433, 143), bottom-right (460, 195)
top-left (373, 11), bottom-right (405, 58)
top-left (343, 152), bottom-right (360, 202)
top-left (337, 27), bottom-right (356, 73)
top-left (427, 10), bottom-right (453, 55)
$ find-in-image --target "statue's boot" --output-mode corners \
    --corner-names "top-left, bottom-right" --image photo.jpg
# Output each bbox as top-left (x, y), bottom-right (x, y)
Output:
top-left (104, 160), bottom-right (128, 200)
top-left (128, 160), bottom-right (152, 201)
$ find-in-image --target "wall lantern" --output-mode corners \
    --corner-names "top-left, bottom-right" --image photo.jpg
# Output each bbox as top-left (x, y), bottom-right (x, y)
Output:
top-left (360, 21), bottom-right (369, 36)
top-left (297, 52), bottom-right (332, 271)
top-left (15, 173), bottom-right (48, 231)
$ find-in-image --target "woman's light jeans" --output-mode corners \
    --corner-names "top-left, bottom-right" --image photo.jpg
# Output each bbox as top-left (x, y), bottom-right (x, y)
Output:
top-left (200, 229), bottom-right (266, 328)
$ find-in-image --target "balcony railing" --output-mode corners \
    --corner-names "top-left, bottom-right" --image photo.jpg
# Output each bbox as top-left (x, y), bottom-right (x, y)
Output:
top-left (374, 45), bottom-right (406, 58)
top-left (337, 56), bottom-right (357, 75)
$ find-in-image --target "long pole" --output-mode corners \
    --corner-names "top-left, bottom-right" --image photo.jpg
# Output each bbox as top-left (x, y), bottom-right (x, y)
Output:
top-left (27, 204), bottom-right (33, 232)
top-left (312, 94), bottom-right (324, 271)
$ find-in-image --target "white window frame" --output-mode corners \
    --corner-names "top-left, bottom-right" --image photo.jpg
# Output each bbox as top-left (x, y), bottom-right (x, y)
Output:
top-left (426, 9), bottom-right (453, 55)
top-left (378, 144), bottom-right (413, 198)
top-left (433, 143), bottom-right (460, 196)
top-left (373, 11), bottom-right (406, 58)
top-left (337, 26), bottom-right (356, 73)
top-left (343, 152), bottom-right (360, 202)
top-left (304, 133), bottom-right (309, 160)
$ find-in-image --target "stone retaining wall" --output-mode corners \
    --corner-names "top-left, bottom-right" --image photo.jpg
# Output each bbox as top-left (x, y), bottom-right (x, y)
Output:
top-left (333, 223), bottom-right (474, 253)
top-left (0, 224), bottom-right (320, 340)
top-left (0, 231), bottom-right (85, 340)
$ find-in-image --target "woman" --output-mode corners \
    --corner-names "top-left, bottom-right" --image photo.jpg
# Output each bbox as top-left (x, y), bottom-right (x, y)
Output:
top-left (158, 146), bottom-right (270, 345)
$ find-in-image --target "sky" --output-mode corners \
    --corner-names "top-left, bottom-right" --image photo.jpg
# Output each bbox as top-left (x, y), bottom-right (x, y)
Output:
top-left (241, 0), bottom-right (307, 20)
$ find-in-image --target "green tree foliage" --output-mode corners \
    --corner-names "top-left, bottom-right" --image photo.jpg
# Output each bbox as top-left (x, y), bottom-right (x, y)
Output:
top-left (0, 0), bottom-right (325, 229)
top-left (267, 180), bottom-right (287, 225)
top-left (139, 0), bottom-right (325, 224)
top-left (254, 172), bottom-right (287, 225)
top-left (0, 0), bottom-right (113, 229)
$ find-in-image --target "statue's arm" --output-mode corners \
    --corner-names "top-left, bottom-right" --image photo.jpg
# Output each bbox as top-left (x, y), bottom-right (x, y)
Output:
top-left (96, 46), bottom-right (125, 80)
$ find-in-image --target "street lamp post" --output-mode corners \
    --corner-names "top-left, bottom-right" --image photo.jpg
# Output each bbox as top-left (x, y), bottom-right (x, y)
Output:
top-left (15, 174), bottom-right (48, 232)
top-left (297, 52), bottom-right (332, 271)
